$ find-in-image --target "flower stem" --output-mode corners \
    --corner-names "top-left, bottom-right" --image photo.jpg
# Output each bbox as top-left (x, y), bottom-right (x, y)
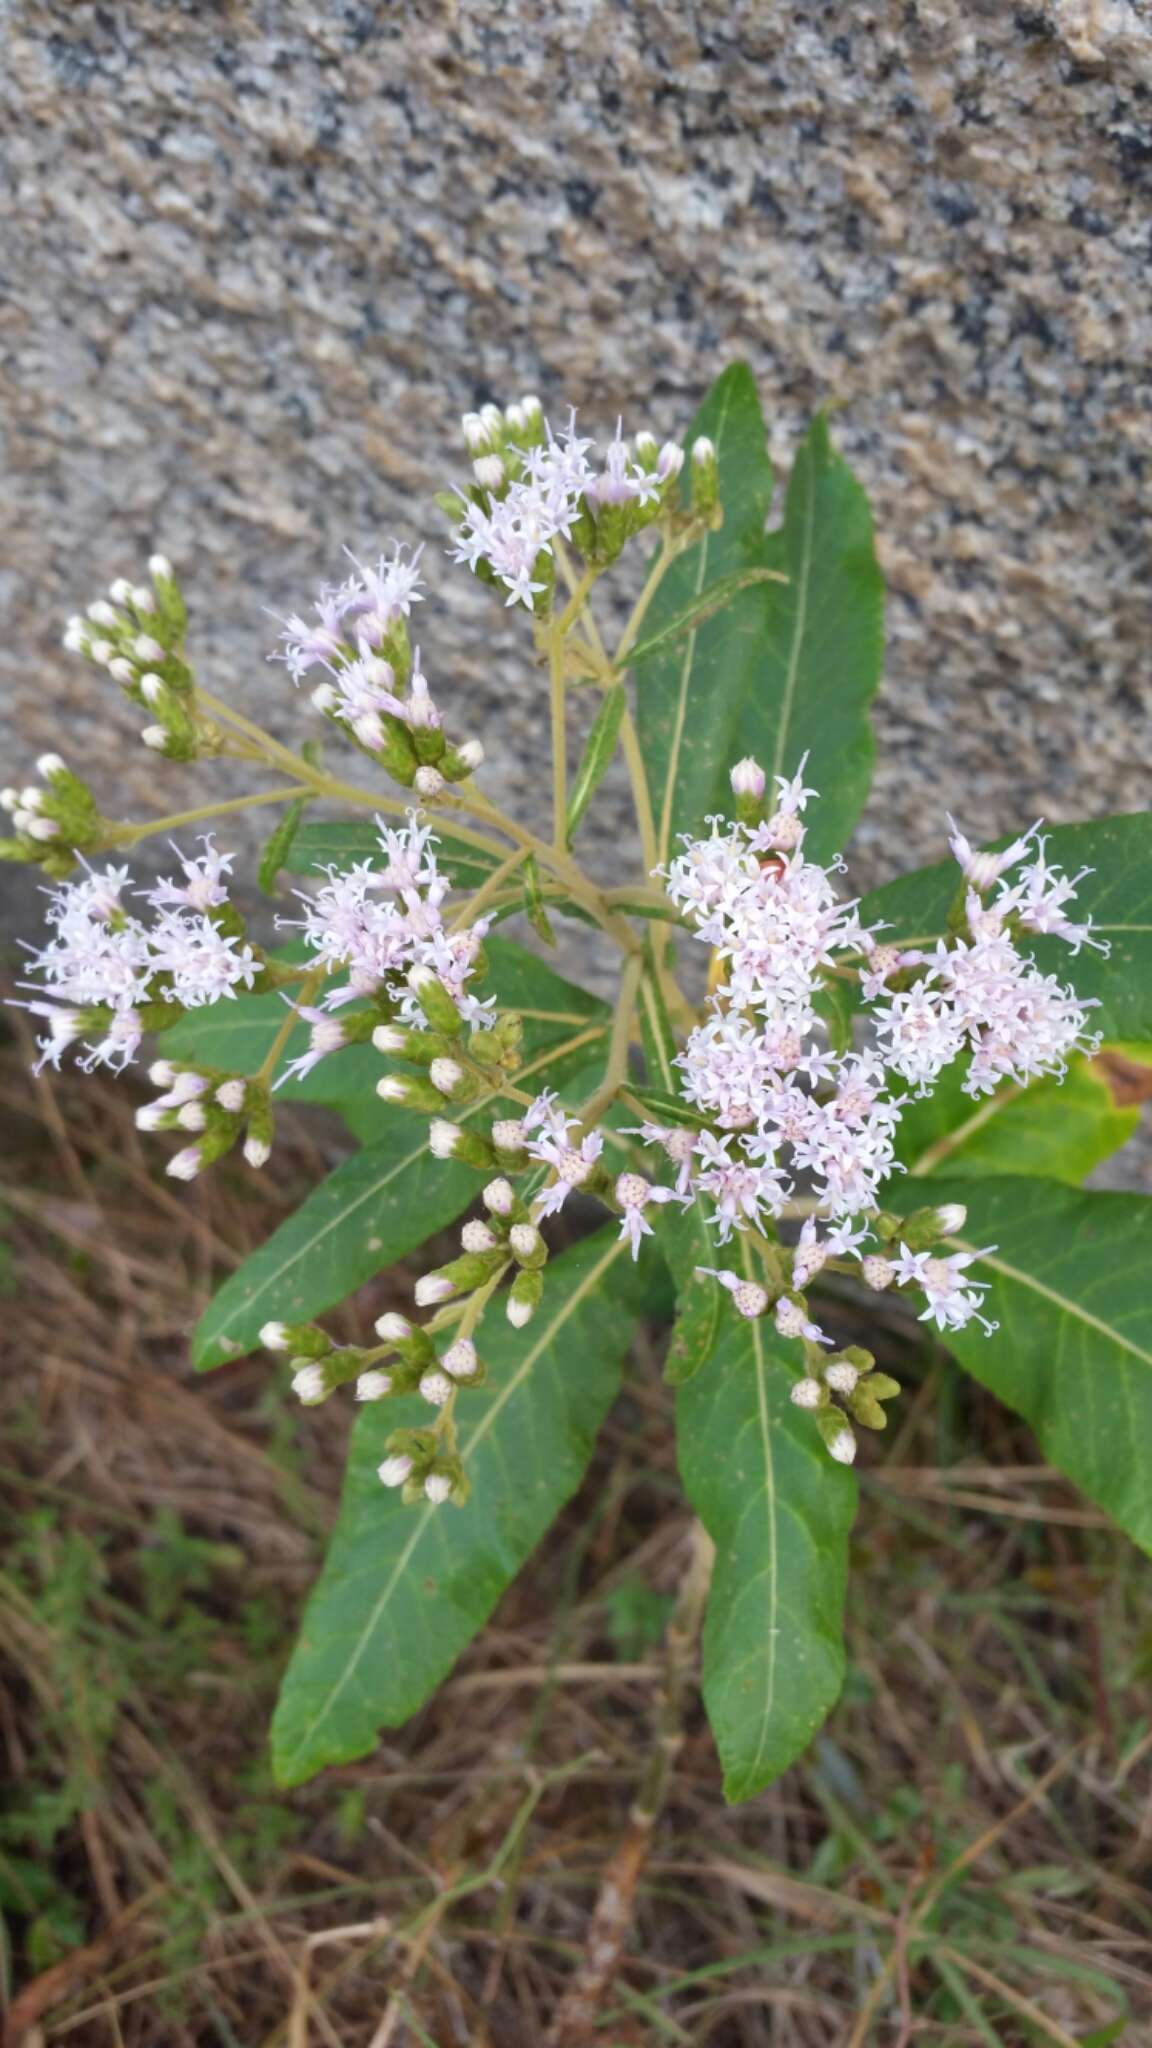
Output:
top-left (108, 785), bottom-right (309, 847)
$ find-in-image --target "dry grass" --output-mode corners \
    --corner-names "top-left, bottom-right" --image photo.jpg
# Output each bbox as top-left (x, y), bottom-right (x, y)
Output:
top-left (1, 1020), bottom-right (1151, 2047)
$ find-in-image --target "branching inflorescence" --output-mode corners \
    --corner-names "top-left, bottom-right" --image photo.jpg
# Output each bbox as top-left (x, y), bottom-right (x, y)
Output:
top-left (5, 394), bottom-right (1106, 1506)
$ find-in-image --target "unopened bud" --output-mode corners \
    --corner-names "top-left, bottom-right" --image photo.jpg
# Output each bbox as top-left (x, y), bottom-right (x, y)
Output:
top-left (461, 1219), bottom-right (499, 1254)
top-left (509, 1222), bottom-right (544, 1265)
top-left (36, 754), bottom-right (66, 781)
top-left (414, 1273), bottom-right (456, 1306)
top-left (260, 1321), bottom-right (290, 1351)
top-left (413, 766), bottom-right (444, 799)
top-left (149, 553), bottom-right (174, 581)
top-left (731, 1280), bottom-right (769, 1320)
top-left (935, 1204), bottom-right (968, 1239)
top-left (408, 965), bottom-right (462, 1035)
top-left (483, 1177), bottom-right (515, 1216)
top-left (824, 1361), bottom-right (860, 1396)
top-left (730, 756), bottom-right (766, 801)
top-left (141, 725), bottom-right (169, 752)
top-left (424, 1472), bottom-right (453, 1504)
top-left (473, 454), bottom-right (505, 490)
top-left (166, 1146), bottom-right (203, 1181)
top-left (507, 1266), bottom-right (543, 1326)
top-left (442, 1337), bottom-right (479, 1379)
top-left (454, 739), bottom-right (484, 772)
top-left (292, 1364), bottom-right (328, 1405)
top-left (862, 1256), bottom-right (895, 1291)
top-left (374, 1312), bottom-right (413, 1342)
top-left (356, 1370), bottom-right (393, 1400)
top-left (379, 1452), bottom-right (414, 1488)
top-left (430, 1057), bottom-right (465, 1098)
top-left (790, 1377), bottom-right (824, 1410)
top-left (244, 1134), bottom-right (272, 1168)
top-left (419, 1369), bottom-right (454, 1407)
top-left (215, 1079), bottom-right (247, 1112)
top-left (373, 1024), bottom-right (408, 1054)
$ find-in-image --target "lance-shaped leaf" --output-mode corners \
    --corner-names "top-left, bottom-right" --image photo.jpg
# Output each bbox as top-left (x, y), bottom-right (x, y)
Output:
top-left (190, 1013), bottom-right (610, 1370)
top-left (257, 798), bottom-right (307, 896)
top-left (858, 814), bottom-right (1152, 1041)
top-left (566, 685), bottom-right (626, 843)
top-left (676, 1245), bottom-right (857, 1802)
top-left (635, 950), bottom-right (722, 1386)
top-left (271, 1228), bottom-right (649, 1786)
top-left (893, 1055), bottom-right (1137, 1186)
top-left (883, 1176), bottom-right (1152, 1554)
top-left (626, 567), bottom-right (786, 667)
top-left (634, 368), bottom-right (883, 869)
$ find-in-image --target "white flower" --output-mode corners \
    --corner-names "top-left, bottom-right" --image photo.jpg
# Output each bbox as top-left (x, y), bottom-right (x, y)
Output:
top-left (696, 1267), bottom-right (769, 1320)
top-left (613, 1171), bottom-right (684, 1259)
top-left (524, 1093), bottom-right (604, 1217)
top-left (424, 1472), bottom-right (453, 1504)
top-left (774, 1297), bottom-right (833, 1347)
top-left (827, 1427), bottom-right (857, 1466)
top-left (891, 1243), bottom-right (998, 1334)
top-left (272, 543), bottom-right (424, 680)
top-left (374, 1312), bottom-right (412, 1342)
top-left (379, 1453), bottom-right (414, 1488)
top-left (145, 836), bottom-right (235, 915)
top-left (293, 1364), bottom-right (328, 1405)
top-left (443, 1338), bottom-right (479, 1379)
top-left (790, 1377), bottom-right (823, 1409)
top-left (356, 1370), bottom-right (393, 1400)
top-left (947, 815), bottom-right (1037, 893)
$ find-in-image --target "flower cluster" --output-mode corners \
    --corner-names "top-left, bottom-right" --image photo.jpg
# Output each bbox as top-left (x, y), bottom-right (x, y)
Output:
top-left (61, 555), bottom-right (211, 759)
top-left (873, 825), bottom-right (1105, 1099)
top-left (16, 839), bottom-right (257, 1074)
top-left (450, 397), bottom-right (696, 608)
top-left (272, 548), bottom-right (482, 795)
top-left (284, 815), bottom-right (490, 1030)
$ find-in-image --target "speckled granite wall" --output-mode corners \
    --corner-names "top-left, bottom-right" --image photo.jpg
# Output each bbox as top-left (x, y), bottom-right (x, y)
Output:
top-left (2, 0), bottom-right (1150, 913)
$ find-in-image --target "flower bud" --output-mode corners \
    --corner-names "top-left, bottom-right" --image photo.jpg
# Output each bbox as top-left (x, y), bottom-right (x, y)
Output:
top-left (149, 553), bottom-right (174, 581)
top-left (149, 1060), bottom-right (177, 1087)
top-left (507, 1266), bottom-right (543, 1327)
top-left (790, 1377), bottom-right (825, 1410)
top-left (372, 1024), bottom-right (408, 1054)
top-left (176, 1100), bottom-right (207, 1131)
top-left (429, 1117), bottom-right (462, 1158)
top-left (415, 1273), bottom-right (456, 1306)
top-left (455, 739), bottom-right (484, 771)
top-left (166, 1145), bottom-right (203, 1181)
top-left (141, 725), bottom-right (169, 752)
top-left (408, 965), bottom-right (463, 1036)
top-left (413, 766), bottom-right (444, 799)
top-left (824, 1361), bottom-right (860, 1396)
top-left (356, 1370), bottom-right (393, 1401)
top-left (509, 1222), bottom-right (542, 1263)
top-left (473, 454), bottom-right (505, 490)
top-left (491, 1118), bottom-right (526, 1153)
top-left (461, 1219), bottom-right (499, 1254)
top-left (28, 817), bottom-right (61, 842)
top-left (731, 1280), bottom-right (769, 1320)
top-left (244, 1134), bottom-right (272, 1168)
top-left (374, 1312), bottom-right (413, 1342)
top-left (260, 1321), bottom-right (290, 1351)
top-left (215, 1079), bottom-right (247, 1112)
top-left (690, 435), bottom-right (719, 516)
top-left (862, 1256), bottom-right (895, 1292)
top-left (730, 756), bottom-right (766, 801)
top-left (88, 600), bottom-right (118, 628)
top-left (424, 1472), bottom-right (453, 1504)
top-left (817, 1411), bottom-right (857, 1464)
top-left (134, 634), bottom-right (166, 663)
top-left (429, 1057), bottom-right (465, 1098)
top-left (292, 1364), bottom-right (328, 1405)
top-left (482, 1177), bottom-right (515, 1216)
top-left (935, 1204), bottom-right (968, 1239)
top-left (418, 1369), bottom-right (454, 1407)
top-left (36, 754), bottom-right (66, 781)
top-left (442, 1338), bottom-right (479, 1379)
top-left (379, 1452), bottom-right (414, 1488)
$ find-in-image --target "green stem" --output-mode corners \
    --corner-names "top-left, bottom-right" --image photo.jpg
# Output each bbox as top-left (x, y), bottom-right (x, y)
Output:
top-left (256, 967), bottom-right (325, 1085)
top-left (577, 953), bottom-right (643, 1132)
top-left (108, 785), bottom-right (308, 848)
top-left (449, 846), bottom-right (529, 932)
top-left (549, 614), bottom-right (567, 847)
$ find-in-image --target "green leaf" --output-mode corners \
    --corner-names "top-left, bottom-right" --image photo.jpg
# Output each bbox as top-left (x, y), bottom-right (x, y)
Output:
top-left (520, 852), bottom-right (556, 946)
top-left (634, 371), bottom-right (883, 869)
top-left (284, 819), bottom-right (502, 895)
top-left (858, 814), bottom-right (1152, 1041)
top-left (635, 952), bottom-right (721, 1386)
top-left (894, 1055), bottom-right (1137, 1186)
top-left (257, 798), bottom-right (307, 895)
top-left (741, 415), bottom-right (884, 865)
top-left (193, 1121), bottom-right (478, 1371)
top-left (676, 1245), bottom-right (857, 1801)
top-left (190, 944), bottom-right (611, 1369)
top-left (271, 1228), bottom-right (649, 1785)
top-left (884, 1176), bottom-right (1152, 1553)
top-left (626, 567), bottom-right (786, 666)
top-left (566, 686), bottom-right (626, 843)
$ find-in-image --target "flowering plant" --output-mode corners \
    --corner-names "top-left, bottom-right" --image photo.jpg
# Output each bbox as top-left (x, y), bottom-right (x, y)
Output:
top-left (7, 365), bottom-right (1150, 1801)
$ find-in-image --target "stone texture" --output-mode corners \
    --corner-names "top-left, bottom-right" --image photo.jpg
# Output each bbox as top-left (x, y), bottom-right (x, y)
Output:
top-left (2, 0), bottom-right (1151, 925)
